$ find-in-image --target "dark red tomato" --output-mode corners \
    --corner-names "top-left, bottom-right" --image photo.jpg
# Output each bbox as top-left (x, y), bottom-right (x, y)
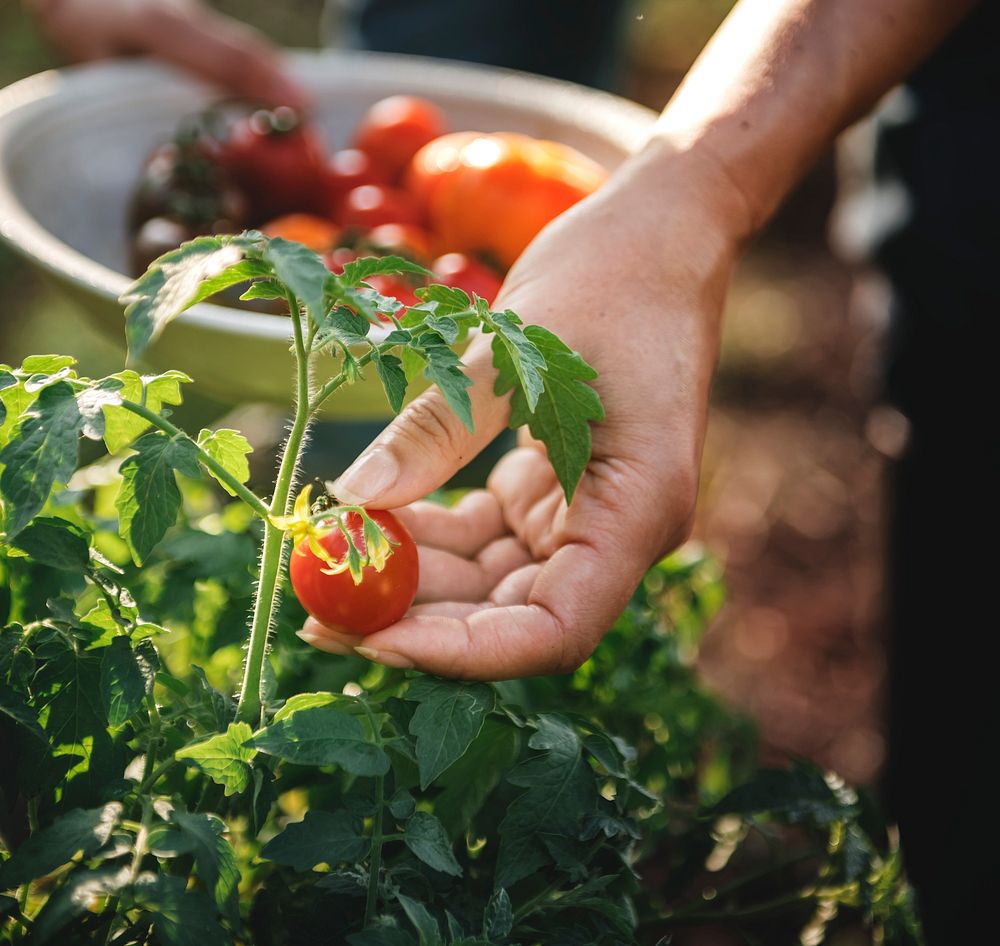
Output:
top-left (366, 274), bottom-right (422, 310)
top-left (363, 223), bottom-right (434, 262)
top-left (352, 95), bottom-right (447, 181)
top-left (219, 106), bottom-right (327, 220)
top-left (340, 184), bottom-right (421, 229)
top-left (431, 252), bottom-right (504, 304)
top-left (323, 148), bottom-right (390, 218)
top-left (324, 246), bottom-right (359, 274)
top-left (289, 510), bottom-right (419, 635)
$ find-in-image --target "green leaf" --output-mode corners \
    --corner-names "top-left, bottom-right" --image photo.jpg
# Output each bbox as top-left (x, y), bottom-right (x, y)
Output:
top-left (116, 432), bottom-right (202, 564)
top-left (406, 678), bottom-right (494, 788)
top-left (133, 874), bottom-right (225, 946)
top-left (403, 811), bottom-right (462, 877)
top-left (0, 690), bottom-right (48, 746)
top-left (75, 378), bottom-right (125, 441)
top-left (121, 235), bottom-right (250, 359)
top-left (341, 255), bottom-right (431, 285)
top-left (260, 810), bottom-right (368, 871)
top-left (314, 307), bottom-right (372, 349)
top-left (263, 236), bottom-right (332, 324)
top-left (414, 332), bottom-right (473, 432)
top-left (175, 721), bottom-right (256, 796)
top-left (240, 279), bottom-right (285, 301)
top-left (388, 788), bottom-right (416, 821)
top-left (249, 706), bottom-right (389, 776)
top-left (348, 930), bottom-right (417, 946)
top-left (706, 763), bottom-right (853, 825)
top-left (100, 636), bottom-right (146, 727)
top-left (102, 370), bottom-right (191, 454)
top-left (397, 892), bottom-right (441, 946)
top-left (20, 354), bottom-right (77, 375)
top-left (170, 810), bottom-right (240, 922)
top-left (10, 516), bottom-right (90, 570)
top-left (493, 325), bottom-right (603, 503)
top-left (0, 802), bottom-right (121, 888)
top-left (272, 690), bottom-right (342, 722)
top-left (31, 865), bottom-right (130, 945)
top-left (196, 428), bottom-right (252, 496)
top-left (480, 304), bottom-right (545, 410)
top-left (412, 284), bottom-right (473, 316)
top-left (0, 381), bottom-right (83, 536)
top-left (400, 346), bottom-right (427, 383)
top-left (373, 352), bottom-right (408, 413)
top-left (482, 888), bottom-right (512, 940)
top-left (496, 716), bottom-right (598, 888)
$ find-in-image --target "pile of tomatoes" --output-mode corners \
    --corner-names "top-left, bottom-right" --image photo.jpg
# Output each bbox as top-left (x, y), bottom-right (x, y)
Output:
top-left (129, 95), bottom-right (606, 306)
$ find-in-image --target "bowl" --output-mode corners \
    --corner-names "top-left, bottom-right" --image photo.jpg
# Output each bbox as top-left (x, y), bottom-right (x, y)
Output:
top-left (0, 51), bottom-right (655, 417)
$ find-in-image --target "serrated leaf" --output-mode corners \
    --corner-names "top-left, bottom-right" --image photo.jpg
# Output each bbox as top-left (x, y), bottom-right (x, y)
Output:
top-left (196, 428), bottom-right (252, 496)
top-left (75, 378), bottom-right (124, 440)
top-left (414, 332), bottom-right (473, 432)
top-left (272, 690), bottom-right (342, 722)
top-left (400, 346), bottom-right (427, 383)
top-left (493, 325), bottom-right (603, 502)
top-left (0, 690), bottom-right (48, 746)
top-left (0, 381), bottom-right (83, 536)
top-left (706, 763), bottom-right (853, 825)
top-left (116, 432), bottom-right (202, 564)
top-left (263, 236), bottom-right (332, 324)
top-left (480, 305), bottom-right (545, 410)
top-left (31, 865), bottom-right (130, 945)
top-left (403, 811), bottom-right (462, 876)
top-left (249, 706), bottom-right (389, 776)
top-left (20, 354), bottom-right (77, 374)
top-left (406, 678), bottom-right (494, 789)
top-left (240, 279), bottom-right (285, 300)
top-left (133, 874), bottom-right (224, 946)
top-left (483, 888), bottom-right (512, 940)
top-left (260, 810), bottom-right (368, 871)
top-left (397, 892), bottom-right (441, 946)
top-left (412, 284), bottom-right (473, 316)
top-left (170, 810), bottom-right (240, 922)
top-left (102, 370), bottom-right (191, 454)
top-left (313, 306), bottom-right (372, 350)
top-left (0, 803), bottom-right (121, 888)
top-left (100, 636), bottom-right (146, 727)
top-left (373, 352), bottom-right (408, 413)
top-left (0, 380), bottom-right (35, 446)
top-left (175, 721), bottom-right (256, 796)
top-left (10, 516), bottom-right (90, 570)
top-left (121, 236), bottom-right (252, 359)
top-left (341, 255), bottom-right (431, 284)
top-left (23, 366), bottom-right (73, 393)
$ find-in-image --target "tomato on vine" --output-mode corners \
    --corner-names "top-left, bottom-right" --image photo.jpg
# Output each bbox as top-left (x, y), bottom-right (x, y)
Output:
top-left (289, 509), bottom-right (419, 636)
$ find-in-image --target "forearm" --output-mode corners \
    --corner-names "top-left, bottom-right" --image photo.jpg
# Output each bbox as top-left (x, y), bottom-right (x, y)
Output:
top-left (629, 0), bottom-right (978, 239)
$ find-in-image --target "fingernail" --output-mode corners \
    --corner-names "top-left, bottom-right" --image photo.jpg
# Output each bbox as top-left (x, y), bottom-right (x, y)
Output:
top-left (354, 646), bottom-right (414, 669)
top-left (333, 448), bottom-right (398, 505)
top-left (296, 629), bottom-right (352, 655)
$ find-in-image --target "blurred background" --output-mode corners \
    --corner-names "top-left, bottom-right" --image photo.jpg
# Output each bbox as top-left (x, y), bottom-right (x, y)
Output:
top-left (0, 0), bottom-right (891, 786)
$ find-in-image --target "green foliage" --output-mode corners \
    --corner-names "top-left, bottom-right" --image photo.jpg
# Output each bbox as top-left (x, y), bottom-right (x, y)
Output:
top-left (0, 237), bottom-right (920, 946)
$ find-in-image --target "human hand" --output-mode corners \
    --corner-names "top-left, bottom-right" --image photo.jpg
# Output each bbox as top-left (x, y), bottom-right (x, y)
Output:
top-left (30, 0), bottom-right (305, 107)
top-left (297, 140), bottom-right (752, 679)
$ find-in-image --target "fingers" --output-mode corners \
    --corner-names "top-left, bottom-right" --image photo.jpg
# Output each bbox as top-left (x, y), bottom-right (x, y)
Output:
top-left (331, 336), bottom-right (511, 509)
top-left (416, 538), bottom-right (532, 603)
top-left (392, 492), bottom-right (506, 557)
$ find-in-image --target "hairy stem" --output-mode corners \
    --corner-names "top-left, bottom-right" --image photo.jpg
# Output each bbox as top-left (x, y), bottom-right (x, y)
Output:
top-left (118, 399), bottom-right (269, 518)
top-left (235, 302), bottom-right (312, 725)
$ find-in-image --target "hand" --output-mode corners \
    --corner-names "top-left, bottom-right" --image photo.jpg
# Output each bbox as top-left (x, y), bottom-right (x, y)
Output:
top-left (298, 141), bottom-right (751, 679)
top-left (30, 0), bottom-right (305, 107)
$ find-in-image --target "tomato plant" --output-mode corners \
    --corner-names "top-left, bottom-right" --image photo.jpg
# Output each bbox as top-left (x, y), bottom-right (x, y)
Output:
top-left (352, 95), bottom-right (447, 181)
top-left (0, 232), bottom-right (923, 946)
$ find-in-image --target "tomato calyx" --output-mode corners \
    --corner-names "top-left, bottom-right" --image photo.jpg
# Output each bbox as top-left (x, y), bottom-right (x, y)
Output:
top-left (270, 485), bottom-right (397, 584)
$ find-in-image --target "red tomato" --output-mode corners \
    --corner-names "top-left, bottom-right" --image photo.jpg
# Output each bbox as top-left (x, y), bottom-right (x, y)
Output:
top-left (340, 185), bottom-right (421, 229)
top-left (352, 95), bottom-right (447, 181)
top-left (324, 246), bottom-right (359, 274)
top-left (219, 107), bottom-right (327, 221)
top-left (290, 510), bottom-right (419, 635)
top-left (261, 214), bottom-right (341, 253)
top-left (323, 148), bottom-right (390, 218)
top-left (431, 253), bottom-right (504, 304)
top-left (364, 223), bottom-right (434, 262)
top-left (366, 274), bottom-right (422, 310)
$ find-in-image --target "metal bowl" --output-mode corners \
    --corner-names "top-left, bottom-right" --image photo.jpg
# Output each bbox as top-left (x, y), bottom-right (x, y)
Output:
top-left (0, 51), bottom-right (654, 416)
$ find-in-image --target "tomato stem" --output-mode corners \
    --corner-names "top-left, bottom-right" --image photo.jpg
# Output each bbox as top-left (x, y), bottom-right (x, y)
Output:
top-left (235, 297), bottom-right (312, 725)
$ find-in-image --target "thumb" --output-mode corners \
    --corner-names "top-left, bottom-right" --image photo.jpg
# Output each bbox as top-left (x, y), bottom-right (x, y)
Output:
top-left (332, 339), bottom-right (509, 508)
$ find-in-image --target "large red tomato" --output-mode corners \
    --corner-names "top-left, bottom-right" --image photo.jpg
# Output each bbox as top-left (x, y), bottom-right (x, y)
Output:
top-left (407, 132), bottom-right (606, 268)
top-left (352, 95), bottom-right (447, 181)
top-left (290, 510), bottom-right (418, 636)
top-left (431, 253), bottom-right (503, 304)
top-left (340, 185), bottom-right (422, 229)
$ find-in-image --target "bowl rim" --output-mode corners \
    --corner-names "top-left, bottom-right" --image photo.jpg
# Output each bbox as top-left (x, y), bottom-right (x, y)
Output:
top-left (0, 49), bottom-right (656, 344)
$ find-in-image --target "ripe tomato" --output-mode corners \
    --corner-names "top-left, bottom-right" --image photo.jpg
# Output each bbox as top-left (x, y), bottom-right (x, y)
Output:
top-left (352, 95), bottom-right (447, 181)
top-left (261, 214), bottom-right (341, 253)
top-left (407, 132), bottom-right (606, 268)
top-left (340, 185), bottom-right (421, 229)
top-left (431, 252), bottom-right (503, 304)
top-left (323, 148), bottom-right (390, 219)
top-left (290, 510), bottom-right (418, 635)
top-left (324, 246), bottom-right (359, 274)
top-left (219, 106), bottom-right (327, 221)
top-left (363, 223), bottom-right (434, 262)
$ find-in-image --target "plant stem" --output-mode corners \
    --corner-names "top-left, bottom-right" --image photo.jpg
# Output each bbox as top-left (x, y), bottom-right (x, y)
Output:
top-left (118, 398), bottom-right (269, 518)
top-left (235, 302), bottom-right (312, 725)
top-left (359, 698), bottom-right (385, 928)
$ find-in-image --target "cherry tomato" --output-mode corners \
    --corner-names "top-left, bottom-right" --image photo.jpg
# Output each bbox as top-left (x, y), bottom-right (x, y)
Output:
top-left (408, 132), bottom-right (606, 268)
top-left (340, 185), bottom-right (421, 229)
top-left (324, 246), bottom-right (359, 274)
top-left (323, 148), bottom-right (390, 219)
top-left (363, 223), bottom-right (434, 262)
top-left (219, 106), bottom-right (327, 221)
top-left (261, 213), bottom-right (341, 253)
top-left (290, 510), bottom-right (419, 635)
top-left (352, 95), bottom-right (447, 181)
top-left (431, 252), bottom-right (503, 304)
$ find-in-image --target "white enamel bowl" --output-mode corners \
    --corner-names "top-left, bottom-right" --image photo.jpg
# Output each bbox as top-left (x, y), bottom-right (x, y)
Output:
top-left (0, 51), bottom-right (654, 416)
